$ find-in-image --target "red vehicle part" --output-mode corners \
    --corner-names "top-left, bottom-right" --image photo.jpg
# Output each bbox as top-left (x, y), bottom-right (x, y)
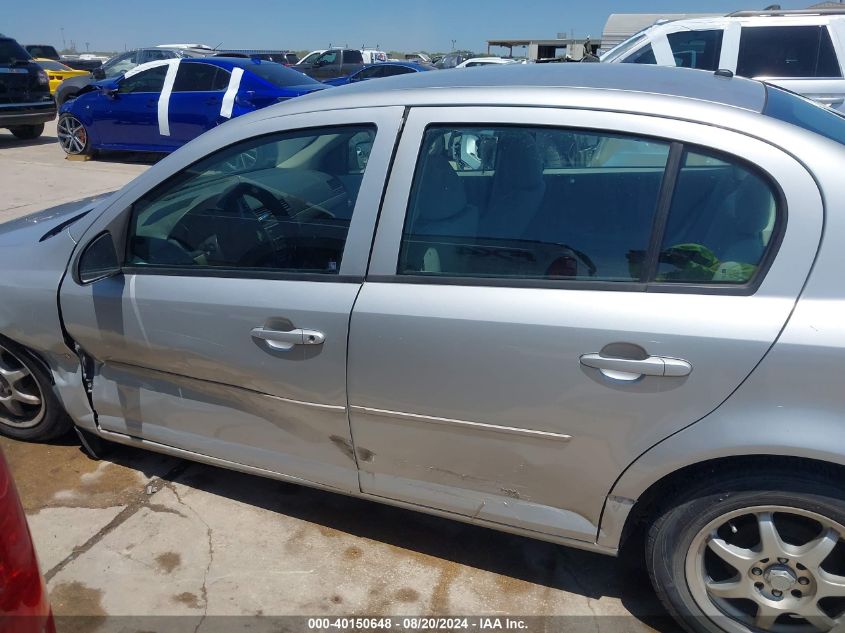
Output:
top-left (0, 450), bottom-right (54, 633)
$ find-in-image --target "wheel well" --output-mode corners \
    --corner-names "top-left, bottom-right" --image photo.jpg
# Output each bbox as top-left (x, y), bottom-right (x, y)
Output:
top-left (617, 454), bottom-right (845, 559)
top-left (0, 333), bottom-right (55, 385)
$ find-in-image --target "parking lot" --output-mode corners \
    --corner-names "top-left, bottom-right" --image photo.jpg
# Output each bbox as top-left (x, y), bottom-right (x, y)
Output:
top-left (0, 121), bottom-right (669, 631)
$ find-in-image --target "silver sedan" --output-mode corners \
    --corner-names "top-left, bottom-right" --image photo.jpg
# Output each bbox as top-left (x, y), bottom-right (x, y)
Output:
top-left (1, 64), bottom-right (844, 633)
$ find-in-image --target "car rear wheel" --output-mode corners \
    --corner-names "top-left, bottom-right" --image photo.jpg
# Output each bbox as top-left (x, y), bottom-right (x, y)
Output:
top-left (0, 339), bottom-right (71, 441)
top-left (57, 114), bottom-right (91, 155)
top-left (647, 471), bottom-right (845, 633)
top-left (9, 124), bottom-right (44, 140)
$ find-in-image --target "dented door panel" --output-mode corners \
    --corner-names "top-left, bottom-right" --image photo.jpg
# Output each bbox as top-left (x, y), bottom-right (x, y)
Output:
top-left (60, 274), bottom-right (362, 490)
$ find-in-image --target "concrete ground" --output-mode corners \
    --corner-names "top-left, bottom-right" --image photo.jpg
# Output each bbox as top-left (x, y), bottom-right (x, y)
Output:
top-left (0, 122), bottom-right (670, 632)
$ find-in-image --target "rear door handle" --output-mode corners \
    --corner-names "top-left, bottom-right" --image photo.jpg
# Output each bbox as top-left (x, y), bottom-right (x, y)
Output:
top-left (251, 327), bottom-right (325, 351)
top-left (580, 353), bottom-right (691, 378)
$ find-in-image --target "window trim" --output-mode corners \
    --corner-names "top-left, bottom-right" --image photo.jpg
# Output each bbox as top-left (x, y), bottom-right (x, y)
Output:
top-left (119, 123), bottom-right (379, 281)
top-left (380, 124), bottom-right (787, 297)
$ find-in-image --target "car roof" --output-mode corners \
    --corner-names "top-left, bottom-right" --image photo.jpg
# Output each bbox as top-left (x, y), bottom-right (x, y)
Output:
top-left (183, 56), bottom-right (294, 71)
top-left (273, 64), bottom-right (766, 113)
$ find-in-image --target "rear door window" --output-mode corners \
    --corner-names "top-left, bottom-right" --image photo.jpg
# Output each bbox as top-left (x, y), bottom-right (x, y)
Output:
top-left (398, 125), bottom-right (670, 281)
top-left (737, 25), bottom-right (843, 78)
top-left (667, 29), bottom-right (724, 70)
top-left (173, 63), bottom-right (228, 92)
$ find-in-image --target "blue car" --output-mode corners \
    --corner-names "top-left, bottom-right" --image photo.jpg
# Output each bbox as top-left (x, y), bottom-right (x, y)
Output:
top-left (322, 61), bottom-right (435, 86)
top-left (57, 57), bottom-right (326, 155)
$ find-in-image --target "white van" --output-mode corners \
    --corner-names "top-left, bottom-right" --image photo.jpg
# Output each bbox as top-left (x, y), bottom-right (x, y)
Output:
top-left (602, 8), bottom-right (845, 113)
top-left (361, 49), bottom-right (388, 64)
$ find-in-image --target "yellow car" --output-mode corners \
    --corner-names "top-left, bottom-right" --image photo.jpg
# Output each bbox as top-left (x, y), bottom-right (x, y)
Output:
top-left (34, 58), bottom-right (89, 96)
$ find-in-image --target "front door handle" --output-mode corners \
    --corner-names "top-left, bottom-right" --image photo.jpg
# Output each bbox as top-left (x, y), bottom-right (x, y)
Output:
top-left (580, 353), bottom-right (691, 378)
top-left (251, 327), bottom-right (325, 351)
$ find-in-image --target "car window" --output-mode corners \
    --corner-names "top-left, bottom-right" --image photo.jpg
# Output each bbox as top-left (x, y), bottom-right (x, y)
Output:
top-left (37, 59), bottom-right (72, 72)
top-left (343, 50), bottom-right (364, 64)
top-left (173, 63), bottom-right (229, 92)
top-left (764, 84), bottom-right (845, 145)
top-left (140, 49), bottom-right (174, 64)
top-left (398, 125), bottom-right (670, 281)
top-left (383, 65), bottom-right (414, 77)
top-left (356, 66), bottom-right (384, 80)
top-left (623, 44), bottom-right (657, 65)
top-left (737, 25), bottom-right (843, 78)
top-left (300, 52), bottom-right (322, 65)
top-left (119, 65), bottom-right (168, 93)
top-left (668, 29), bottom-right (723, 70)
top-left (656, 150), bottom-right (778, 285)
top-left (103, 51), bottom-right (138, 77)
top-left (0, 38), bottom-right (31, 63)
top-left (26, 45), bottom-right (58, 59)
top-left (316, 51), bottom-right (338, 65)
top-left (127, 125), bottom-right (377, 274)
top-left (248, 61), bottom-right (322, 87)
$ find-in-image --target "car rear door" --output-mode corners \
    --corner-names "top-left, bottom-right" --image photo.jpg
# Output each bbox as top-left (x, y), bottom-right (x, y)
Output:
top-left (168, 61), bottom-right (230, 145)
top-left (59, 106), bottom-right (405, 493)
top-left (348, 106), bottom-right (822, 543)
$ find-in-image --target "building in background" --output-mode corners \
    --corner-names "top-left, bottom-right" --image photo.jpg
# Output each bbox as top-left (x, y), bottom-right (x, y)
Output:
top-left (486, 37), bottom-right (601, 61)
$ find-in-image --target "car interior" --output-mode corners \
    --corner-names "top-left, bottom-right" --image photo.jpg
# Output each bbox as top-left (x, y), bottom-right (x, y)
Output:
top-left (128, 127), bottom-right (375, 273)
top-left (399, 126), bottom-right (777, 284)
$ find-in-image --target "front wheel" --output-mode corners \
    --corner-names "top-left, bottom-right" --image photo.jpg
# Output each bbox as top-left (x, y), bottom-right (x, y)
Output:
top-left (9, 123), bottom-right (44, 140)
top-left (648, 472), bottom-right (845, 633)
top-left (57, 114), bottom-right (91, 155)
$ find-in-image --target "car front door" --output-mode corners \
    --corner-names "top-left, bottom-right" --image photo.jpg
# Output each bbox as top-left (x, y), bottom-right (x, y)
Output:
top-left (59, 107), bottom-right (405, 493)
top-left (312, 50), bottom-right (340, 80)
top-left (103, 64), bottom-right (170, 149)
top-left (168, 62), bottom-right (230, 145)
top-left (348, 106), bottom-right (822, 543)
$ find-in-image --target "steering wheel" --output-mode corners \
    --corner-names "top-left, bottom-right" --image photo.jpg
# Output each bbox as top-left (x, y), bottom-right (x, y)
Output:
top-left (218, 180), bottom-right (291, 220)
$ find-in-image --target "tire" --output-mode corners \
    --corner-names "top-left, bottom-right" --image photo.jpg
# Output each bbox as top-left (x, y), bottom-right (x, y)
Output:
top-left (647, 470), bottom-right (845, 633)
top-left (57, 113), bottom-right (91, 156)
top-left (0, 338), bottom-right (71, 441)
top-left (57, 91), bottom-right (77, 107)
top-left (9, 124), bottom-right (44, 140)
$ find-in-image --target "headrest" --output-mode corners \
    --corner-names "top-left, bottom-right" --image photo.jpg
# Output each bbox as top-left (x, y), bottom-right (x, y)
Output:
top-left (412, 153), bottom-right (468, 222)
top-left (732, 177), bottom-right (774, 236)
top-left (493, 132), bottom-right (545, 190)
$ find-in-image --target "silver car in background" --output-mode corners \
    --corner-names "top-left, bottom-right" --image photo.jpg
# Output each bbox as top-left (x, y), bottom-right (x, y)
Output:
top-left (1, 64), bottom-right (844, 633)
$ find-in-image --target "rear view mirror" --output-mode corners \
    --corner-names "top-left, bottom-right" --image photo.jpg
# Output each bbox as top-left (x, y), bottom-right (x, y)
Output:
top-left (92, 67), bottom-right (105, 80)
top-left (78, 232), bottom-right (121, 284)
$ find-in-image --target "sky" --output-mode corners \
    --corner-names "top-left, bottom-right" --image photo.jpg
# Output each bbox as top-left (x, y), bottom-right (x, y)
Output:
top-left (4, 0), bottom-right (824, 54)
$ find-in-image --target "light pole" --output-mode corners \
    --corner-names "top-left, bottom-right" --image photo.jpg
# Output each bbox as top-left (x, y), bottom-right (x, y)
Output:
top-left (60, 27), bottom-right (65, 50)
top-left (451, 39), bottom-right (456, 52)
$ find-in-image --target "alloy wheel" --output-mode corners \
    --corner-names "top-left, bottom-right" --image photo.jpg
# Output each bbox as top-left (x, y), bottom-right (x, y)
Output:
top-left (57, 115), bottom-right (88, 155)
top-left (0, 344), bottom-right (45, 429)
top-left (686, 505), bottom-right (845, 632)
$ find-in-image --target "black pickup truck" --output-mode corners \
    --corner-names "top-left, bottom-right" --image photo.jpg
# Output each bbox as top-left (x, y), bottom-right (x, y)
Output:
top-left (0, 35), bottom-right (56, 139)
top-left (295, 48), bottom-right (365, 80)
